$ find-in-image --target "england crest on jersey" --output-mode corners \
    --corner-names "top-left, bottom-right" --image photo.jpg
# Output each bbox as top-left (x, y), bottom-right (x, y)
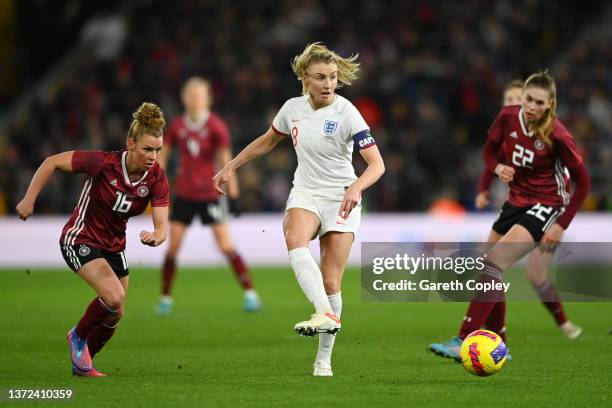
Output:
top-left (323, 120), bottom-right (339, 137)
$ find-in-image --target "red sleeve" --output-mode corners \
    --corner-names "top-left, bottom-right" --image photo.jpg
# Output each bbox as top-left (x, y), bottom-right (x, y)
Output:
top-left (213, 116), bottom-right (231, 149)
top-left (71, 151), bottom-right (107, 177)
top-left (478, 168), bottom-right (495, 192)
top-left (483, 111), bottom-right (505, 173)
top-left (151, 168), bottom-right (170, 207)
top-left (557, 163), bottom-right (590, 229)
top-left (554, 121), bottom-right (583, 168)
top-left (479, 143), bottom-right (506, 192)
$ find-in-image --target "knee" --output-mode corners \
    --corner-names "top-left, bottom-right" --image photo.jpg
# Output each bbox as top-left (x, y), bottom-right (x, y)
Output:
top-left (166, 243), bottom-right (180, 258)
top-left (527, 271), bottom-right (547, 287)
top-left (525, 264), bottom-right (547, 284)
top-left (101, 288), bottom-right (125, 311)
top-left (323, 276), bottom-right (341, 295)
top-left (166, 237), bottom-right (183, 258)
top-left (285, 231), bottom-right (307, 251)
top-left (219, 244), bottom-right (235, 257)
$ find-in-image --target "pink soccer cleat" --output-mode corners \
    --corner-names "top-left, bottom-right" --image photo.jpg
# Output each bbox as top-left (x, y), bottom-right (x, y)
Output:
top-left (72, 365), bottom-right (107, 377)
top-left (67, 327), bottom-right (92, 373)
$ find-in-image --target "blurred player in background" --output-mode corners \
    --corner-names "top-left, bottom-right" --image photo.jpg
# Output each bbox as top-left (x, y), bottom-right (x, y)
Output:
top-left (157, 77), bottom-right (261, 314)
top-left (428, 71), bottom-right (590, 361)
top-left (475, 79), bottom-right (524, 211)
top-left (213, 43), bottom-right (385, 376)
top-left (16, 103), bottom-right (169, 376)
top-left (473, 79), bottom-right (582, 343)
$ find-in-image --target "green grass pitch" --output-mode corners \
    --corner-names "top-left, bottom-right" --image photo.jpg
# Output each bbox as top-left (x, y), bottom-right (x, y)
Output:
top-left (1, 266), bottom-right (611, 407)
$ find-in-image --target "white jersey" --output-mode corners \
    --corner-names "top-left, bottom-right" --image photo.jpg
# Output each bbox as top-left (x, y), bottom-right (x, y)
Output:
top-left (272, 94), bottom-right (371, 191)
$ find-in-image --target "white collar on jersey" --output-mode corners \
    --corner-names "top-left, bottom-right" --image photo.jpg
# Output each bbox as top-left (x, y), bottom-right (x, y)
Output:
top-left (121, 151), bottom-right (149, 187)
top-left (518, 107), bottom-right (535, 137)
top-left (184, 111), bottom-right (210, 131)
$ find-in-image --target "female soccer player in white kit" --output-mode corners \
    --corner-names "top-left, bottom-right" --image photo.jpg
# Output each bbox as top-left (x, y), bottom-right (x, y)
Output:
top-left (213, 43), bottom-right (385, 376)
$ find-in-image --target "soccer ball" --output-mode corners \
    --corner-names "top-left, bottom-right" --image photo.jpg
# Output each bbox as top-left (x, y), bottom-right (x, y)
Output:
top-left (460, 330), bottom-right (508, 376)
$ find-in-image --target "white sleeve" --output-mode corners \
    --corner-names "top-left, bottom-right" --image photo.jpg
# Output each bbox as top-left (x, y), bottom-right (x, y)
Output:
top-left (346, 103), bottom-right (369, 140)
top-left (272, 100), bottom-right (291, 135)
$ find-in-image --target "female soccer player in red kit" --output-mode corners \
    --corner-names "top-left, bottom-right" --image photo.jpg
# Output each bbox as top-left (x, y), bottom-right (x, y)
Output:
top-left (16, 102), bottom-right (169, 376)
top-left (428, 71), bottom-right (590, 360)
top-left (474, 80), bottom-right (582, 342)
top-left (156, 77), bottom-right (260, 314)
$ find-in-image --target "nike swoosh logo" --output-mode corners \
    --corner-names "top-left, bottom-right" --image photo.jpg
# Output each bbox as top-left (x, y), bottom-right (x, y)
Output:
top-left (325, 312), bottom-right (341, 324)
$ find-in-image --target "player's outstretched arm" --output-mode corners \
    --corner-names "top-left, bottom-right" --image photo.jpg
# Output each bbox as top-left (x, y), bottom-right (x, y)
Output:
top-left (213, 127), bottom-right (284, 196)
top-left (15, 151), bottom-right (75, 220)
top-left (140, 206), bottom-right (169, 247)
top-left (216, 147), bottom-right (240, 199)
top-left (340, 145), bottom-right (385, 219)
top-left (475, 167), bottom-right (495, 209)
top-left (540, 162), bottom-right (591, 252)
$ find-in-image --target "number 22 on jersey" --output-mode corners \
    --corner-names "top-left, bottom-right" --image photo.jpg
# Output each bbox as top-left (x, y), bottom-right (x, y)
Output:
top-left (512, 144), bottom-right (534, 169)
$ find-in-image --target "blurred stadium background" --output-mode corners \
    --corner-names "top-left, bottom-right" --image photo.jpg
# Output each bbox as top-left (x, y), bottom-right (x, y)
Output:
top-left (1, 2), bottom-right (612, 406)
top-left (1, 0), bottom-right (611, 216)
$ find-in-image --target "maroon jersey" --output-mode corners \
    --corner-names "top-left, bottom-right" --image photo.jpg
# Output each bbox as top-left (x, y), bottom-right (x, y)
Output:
top-left (483, 105), bottom-right (583, 208)
top-left (165, 113), bottom-right (230, 201)
top-left (60, 151), bottom-right (169, 252)
top-left (478, 141), bottom-right (571, 195)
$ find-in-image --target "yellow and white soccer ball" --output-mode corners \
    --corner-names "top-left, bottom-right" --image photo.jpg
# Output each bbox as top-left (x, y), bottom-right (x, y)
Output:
top-left (460, 330), bottom-right (508, 376)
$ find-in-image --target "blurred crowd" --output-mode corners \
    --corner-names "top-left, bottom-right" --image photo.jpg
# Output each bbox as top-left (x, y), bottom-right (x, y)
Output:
top-left (1, 0), bottom-right (610, 215)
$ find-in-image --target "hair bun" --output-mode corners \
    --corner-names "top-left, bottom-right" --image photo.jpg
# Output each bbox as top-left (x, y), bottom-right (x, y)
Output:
top-left (133, 102), bottom-right (166, 129)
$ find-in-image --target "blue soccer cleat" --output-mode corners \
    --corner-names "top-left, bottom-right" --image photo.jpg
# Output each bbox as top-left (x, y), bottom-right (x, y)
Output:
top-left (67, 327), bottom-right (92, 373)
top-left (243, 291), bottom-right (262, 312)
top-left (427, 336), bottom-right (462, 362)
top-left (156, 296), bottom-right (173, 315)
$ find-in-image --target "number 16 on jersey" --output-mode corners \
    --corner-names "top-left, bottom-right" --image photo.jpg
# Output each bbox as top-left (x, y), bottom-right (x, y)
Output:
top-left (112, 191), bottom-right (133, 213)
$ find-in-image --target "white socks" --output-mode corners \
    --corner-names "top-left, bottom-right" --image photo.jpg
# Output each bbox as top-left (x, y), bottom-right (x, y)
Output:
top-left (288, 248), bottom-right (342, 365)
top-left (288, 247), bottom-right (332, 313)
top-left (316, 292), bottom-right (342, 364)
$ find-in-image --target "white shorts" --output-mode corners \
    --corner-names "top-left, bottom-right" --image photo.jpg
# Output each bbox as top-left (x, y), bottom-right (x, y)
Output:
top-left (285, 187), bottom-right (361, 237)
